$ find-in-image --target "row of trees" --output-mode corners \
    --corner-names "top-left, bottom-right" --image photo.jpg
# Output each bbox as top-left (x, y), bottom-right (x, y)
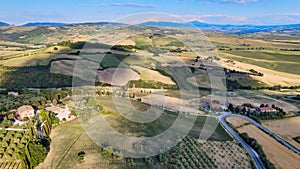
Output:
top-left (218, 47), bottom-right (300, 51)
top-left (21, 109), bottom-right (57, 168)
top-left (226, 78), bottom-right (300, 91)
top-left (129, 80), bottom-right (177, 89)
top-left (240, 133), bottom-right (276, 169)
top-left (225, 68), bottom-right (264, 77)
top-left (251, 85), bottom-right (300, 91)
top-left (122, 136), bottom-right (216, 168)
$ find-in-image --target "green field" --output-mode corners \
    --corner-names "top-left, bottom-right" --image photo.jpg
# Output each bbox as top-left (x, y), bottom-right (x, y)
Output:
top-left (39, 95), bottom-right (232, 168)
top-left (219, 51), bottom-right (300, 75)
top-left (96, 96), bottom-right (231, 140)
top-left (82, 54), bottom-right (128, 68)
top-left (224, 50), bottom-right (300, 63)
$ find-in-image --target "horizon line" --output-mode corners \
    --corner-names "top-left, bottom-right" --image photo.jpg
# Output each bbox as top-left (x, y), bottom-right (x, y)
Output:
top-left (1, 20), bottom-right (300, 27)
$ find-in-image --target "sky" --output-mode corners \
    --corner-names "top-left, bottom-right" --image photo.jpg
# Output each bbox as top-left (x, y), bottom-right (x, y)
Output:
top-left (0, 0), bottom-right (300, 25)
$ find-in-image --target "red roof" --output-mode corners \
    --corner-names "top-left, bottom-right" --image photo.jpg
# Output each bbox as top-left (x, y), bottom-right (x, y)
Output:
top-left (260, 107), bottom-right (276, 112)
top-left (212, 104), bottom-right (221, 109)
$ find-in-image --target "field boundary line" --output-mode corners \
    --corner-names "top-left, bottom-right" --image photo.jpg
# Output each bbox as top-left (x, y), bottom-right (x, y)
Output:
top-left (54, 131), bottom-right (84, 169)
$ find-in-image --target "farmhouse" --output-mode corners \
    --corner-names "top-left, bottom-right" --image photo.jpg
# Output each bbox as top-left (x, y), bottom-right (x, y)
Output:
top-left (17, 105), bottom-right (35, 120)
top-left (259, 106), bottom-right (277, 113)
top-left (8, 91), bottom-right (19, 97)
top-left (46, 106), bottom-right (73, 121)
top-left (212, 103), bottom-right (221, 110)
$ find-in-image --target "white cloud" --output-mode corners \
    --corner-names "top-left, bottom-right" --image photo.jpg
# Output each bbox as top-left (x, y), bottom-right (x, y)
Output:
top-left (220, 0), bottom-right (258, 4)
top-left (249, 14), bottom-right (300, 25)
top-left (203, 0), bottom-right (259, 4)
top-left (110, 2), bottom-right (157, 8)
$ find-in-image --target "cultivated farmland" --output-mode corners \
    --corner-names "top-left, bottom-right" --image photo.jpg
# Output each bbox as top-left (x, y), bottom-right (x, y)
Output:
top-left (263, 116), bottom-right (300, 150)
top-left (238, 125), bottom-right (300, 168)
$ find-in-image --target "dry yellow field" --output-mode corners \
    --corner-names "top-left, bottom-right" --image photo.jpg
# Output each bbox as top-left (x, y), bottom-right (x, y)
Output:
top-left (36, 120), bottom-right (111, 169)
top-left (263, 116), bottom-right (300, 150)
top-left (0, 46), bottom-right (70, 66)
top-left (117, 39), bottom-right (136, 46)
top-left (238, 125), bottom-right (300, 169)
top-left (226, 116), bottom-right (249, 128)
top-left (220, 56), bottom-right (300, 86)
top-left (131, 66), bottom-right (175, 85)
top-left (98, 68), bottom-right (140, 86)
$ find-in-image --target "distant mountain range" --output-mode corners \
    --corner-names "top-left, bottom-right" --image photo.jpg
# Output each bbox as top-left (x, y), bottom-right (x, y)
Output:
top-left (1, 20), bottom-right (300, 34)
top-left (138, 21), bottom-right (300, 34)
top-left (22, 22), bottom-right (68, 27)
top-left (0, 22), bottom-right (9, 26)
top-left (21, 22), bottom-right (124, 27)
top-left (0, 21), bottom-right (124, 27)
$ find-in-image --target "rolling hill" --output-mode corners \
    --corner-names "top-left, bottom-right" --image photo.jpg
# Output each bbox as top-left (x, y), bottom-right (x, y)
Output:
top-left (0, 21), bottom-right (9, 26)
top-left (139, 21), bottom-right (300, 34)
top-left (22, 22), bottom-right (68, 27)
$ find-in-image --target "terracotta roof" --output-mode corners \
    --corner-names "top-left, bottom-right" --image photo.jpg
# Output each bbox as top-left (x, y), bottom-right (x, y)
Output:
top-left (212, 104), bottom-right (221, 109)
top-left (260, 107), bottom-right (276, 112)
top-left (17, 105), bottom-right (34, 113)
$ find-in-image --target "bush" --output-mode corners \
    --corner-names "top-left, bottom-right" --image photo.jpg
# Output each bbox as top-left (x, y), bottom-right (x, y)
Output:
top-left (23, 117), bottom-right (29, 121)
top-left (240, 133), bottom-right (275, 169)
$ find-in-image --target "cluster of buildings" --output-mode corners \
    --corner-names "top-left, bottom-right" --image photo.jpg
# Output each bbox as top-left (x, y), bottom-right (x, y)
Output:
top-left (14, 105), bottom-right (74, 123)
top-left (258, 106), bottom-right (277, 113)
top-left (190, 99), bottom-right (278, 115)
top-left (237, 105), bottom-right (277, 115)
top-left (45, 106), bottom-right (74, 121)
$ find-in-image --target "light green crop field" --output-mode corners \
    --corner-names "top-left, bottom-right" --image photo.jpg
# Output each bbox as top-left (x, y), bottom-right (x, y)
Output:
top-left (219, 51), bottom-right (300, 75)
top-left (224, 50), bottom-right (300, 63)
top-left (208, 33), bottom-right (300, 49)
top-left (0, 46), bottom-right (71, 67)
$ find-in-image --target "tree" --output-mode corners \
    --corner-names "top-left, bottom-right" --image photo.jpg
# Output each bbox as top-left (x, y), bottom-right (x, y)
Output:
top-left (27, 141), bottom-right (47, 167)
top-left (1, 117), bottom-right (12, 127)
top-left (228, 103), bottom-right (234, 112)
top-left (212, 100), bottom-right (220, 104)
top-left (77, 151), bottom-right (86, 162)
top-left (242, 106), bottom-right (247, 114)
top-left (52, 99), bottom-right (57, 105)
top-left (71, 110), bottom-right (77, 117)
top-left (234, 107), bottom-right (240, 114)
top-left (31, 116), bottom-right (38, 123)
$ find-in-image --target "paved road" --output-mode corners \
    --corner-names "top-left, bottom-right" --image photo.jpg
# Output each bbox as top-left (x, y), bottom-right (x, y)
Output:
top-left (0, 128), bottom-right (28, 131)
top-left (219, 113), bottom-right (265, 169)
top-left (163, 107), bottom-right (265, 168)
top-left (221, 113), bottom-right (300, 155)
top-left (220, 113), bottom-right (300, 169)
top-left (159, 106), bottom-right (300, 168)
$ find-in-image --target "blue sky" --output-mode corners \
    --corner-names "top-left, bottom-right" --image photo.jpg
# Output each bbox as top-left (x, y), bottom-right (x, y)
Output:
top-left (0, 0), bottom-right (299, 25)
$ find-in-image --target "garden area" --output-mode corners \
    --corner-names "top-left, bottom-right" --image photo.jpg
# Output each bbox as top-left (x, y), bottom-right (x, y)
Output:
top-left (0, 126), bottom-right (47, 169)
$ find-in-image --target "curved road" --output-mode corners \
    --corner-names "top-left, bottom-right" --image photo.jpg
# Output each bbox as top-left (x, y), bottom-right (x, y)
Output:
top-left (220, 113), bottom-right (300, 169)
top-left (219, 114), bottom-right (265, 169)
